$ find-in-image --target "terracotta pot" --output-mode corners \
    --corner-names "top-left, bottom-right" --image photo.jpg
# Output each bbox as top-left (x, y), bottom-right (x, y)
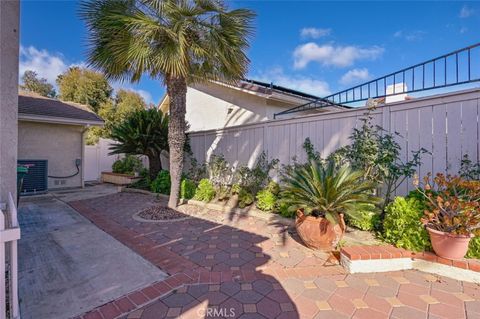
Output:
top-left (295, 210), bottom-right (346, 251)
top-left (427, 227), bottom-right (473, 260)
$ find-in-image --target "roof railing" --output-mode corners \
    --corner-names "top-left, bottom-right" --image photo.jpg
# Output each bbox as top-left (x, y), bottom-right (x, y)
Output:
top-left (275, 42), bottom-right (480, 117)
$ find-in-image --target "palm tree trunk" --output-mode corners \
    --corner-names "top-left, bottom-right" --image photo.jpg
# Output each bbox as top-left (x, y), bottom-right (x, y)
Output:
top-left (166, 76), bottom-right (187, 208)
top-left (148, 153), bottom-right (162, 180)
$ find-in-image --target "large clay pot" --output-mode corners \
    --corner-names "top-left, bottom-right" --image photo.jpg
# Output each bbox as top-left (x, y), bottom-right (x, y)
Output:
top-left (295, 210), bottom-right (346, 251)
top-left (427, 227), bottom-right (473, 260)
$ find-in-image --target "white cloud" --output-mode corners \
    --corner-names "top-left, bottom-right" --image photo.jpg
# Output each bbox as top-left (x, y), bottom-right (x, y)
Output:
top-left (393, 30), bottom-right (426, 42)
top-left (19, 46), bottom-right (70, 84)
top-left (255, 67), bottom-right (331, 96)
top-left (293, 43), bottom-right (384, 69)
top-left (19, 45), bottom-right (156, 104)
top-left (340, 68), bottom-right (371, 85)
top-left (300, 27), bottom-right (331, 39)
top-left (460, 26), bottom-right (468, 34)
top-left (460, 5), bottom-right (474, 18)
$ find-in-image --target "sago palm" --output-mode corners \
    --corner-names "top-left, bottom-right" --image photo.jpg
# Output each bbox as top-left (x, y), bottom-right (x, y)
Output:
top-left (109, 108), bottom-right (169, 179)
top-left (80, 0), bottom-right (255, 207)
top-left (280, 159), bottom-right (382, 226)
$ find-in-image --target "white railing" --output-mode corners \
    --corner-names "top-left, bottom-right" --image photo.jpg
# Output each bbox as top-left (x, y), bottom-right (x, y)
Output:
top-left (0, 193), bottom-right (21, 319)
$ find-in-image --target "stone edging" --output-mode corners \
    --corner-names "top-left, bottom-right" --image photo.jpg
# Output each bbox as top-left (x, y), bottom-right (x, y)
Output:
top-left (341, 245), bottom-right (480, 283)
top-left (120, 187), bottom-right (295, 227)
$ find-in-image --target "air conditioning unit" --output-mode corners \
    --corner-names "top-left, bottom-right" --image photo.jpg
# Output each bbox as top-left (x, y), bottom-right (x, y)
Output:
top-left (18, 159), bottom-right (48, 195)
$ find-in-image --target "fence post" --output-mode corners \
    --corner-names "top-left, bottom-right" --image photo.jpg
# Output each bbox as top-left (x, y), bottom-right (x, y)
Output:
top-left (8, 193), bottom-right (19, 319)
top-left (0, 208), bottom-right (5, 319)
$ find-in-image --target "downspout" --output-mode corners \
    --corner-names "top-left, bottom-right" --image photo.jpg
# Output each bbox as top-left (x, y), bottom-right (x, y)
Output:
top-left (81, 125), bottom-right (89, 188)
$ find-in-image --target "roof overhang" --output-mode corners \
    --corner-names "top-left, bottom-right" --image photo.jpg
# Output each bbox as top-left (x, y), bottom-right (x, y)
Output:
top-left (18, 113), bottom-right (104, 126)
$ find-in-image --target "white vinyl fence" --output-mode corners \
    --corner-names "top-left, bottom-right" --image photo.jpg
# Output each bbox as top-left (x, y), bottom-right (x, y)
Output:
top-left (189, 88), bottom-right (480, 196)
top-left (85, 138), bottom-right (150, 181)
top-left (1, 193), bottom-right (20, 319)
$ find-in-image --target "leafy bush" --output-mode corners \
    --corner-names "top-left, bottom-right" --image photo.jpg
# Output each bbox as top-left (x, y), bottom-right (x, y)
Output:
top-left (194, 179), bottom-right (215, 202)
top-left (459, 154), bottom-right (480, 180)
top-left (238, 188), bottom-right (254, 208)
top-left (277, 201), bottom-right (295, 218)
top-left (256, 189), bottom-right (277, 212)
top-left (231, 184), bottom-right (241, 194)
top-left (382, 196), bottom-right (431, 252)
top-left (185, 158), bottom-right (207, 183)
top-left (266, 181), bottom-right (280, 195)
top-left (112, 155), bottom-right (143, 175)
top-left (180, 179), bottom-right (196, 199)
top-left (333, 106), bottom-right (428, 207)
top-left (150, 170), bottom-right (171, 194)
top-left (234, 152), bottom-right (279, 195)
top-left (466, 237), bottom-right (480, 259)
top-left (216, 186), bottom-right (231, 201)
top-left (346, 205), bottom-right (381, 231)
top-left (207, 154), bottom-right (233, 188)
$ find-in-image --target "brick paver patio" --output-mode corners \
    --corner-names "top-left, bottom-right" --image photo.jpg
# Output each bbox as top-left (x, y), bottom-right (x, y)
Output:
top-left (70, 193), bottom-right (480, 319)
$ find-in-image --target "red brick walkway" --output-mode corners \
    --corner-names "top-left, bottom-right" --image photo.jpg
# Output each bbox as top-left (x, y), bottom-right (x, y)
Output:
top-left (70, 193), bottom-right (480, 319)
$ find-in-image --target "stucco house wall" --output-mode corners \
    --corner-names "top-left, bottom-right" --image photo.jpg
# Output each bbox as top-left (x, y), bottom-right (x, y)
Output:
top-left (18, 121), bottom-right (84, 190)
top-left (185, 82), bottom-right (299, 131)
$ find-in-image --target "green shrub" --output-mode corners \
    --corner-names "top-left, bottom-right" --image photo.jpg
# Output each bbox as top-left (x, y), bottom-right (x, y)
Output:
top-left (216, 186), bottom-right (231, 201)
top-left (382, 196), bottom-right (431, 252)
top-left (238, 188), bottom-right (254, 208)
top-left (256, 189), bottom-right (277, 212)
top-left (277, 201), bottom-right (296, 218)
top-left (112, 155), bottom-right (143, 175)
top-left (194, 179), bottom-right (215, 202)
top-left (266, 181), bottom-right (280, 195)
top-left (231, 184), bottom-right (241, 194)
top-left (466, 237), bottom-right (480, 259)
top-left (180, 179), bottom-right (196, 199)
top-left (150, 170), bottom-right (171, 194)
top-left (346, 208), bottom-right (381, 231)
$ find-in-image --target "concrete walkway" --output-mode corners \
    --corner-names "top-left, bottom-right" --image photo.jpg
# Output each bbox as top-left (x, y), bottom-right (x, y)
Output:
top-left (18, 190), bottom-right (166, 319)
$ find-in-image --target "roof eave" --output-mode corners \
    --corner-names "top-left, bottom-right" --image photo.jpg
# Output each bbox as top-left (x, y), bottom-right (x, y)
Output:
top-left (18, 113), bottom-right (104, 126)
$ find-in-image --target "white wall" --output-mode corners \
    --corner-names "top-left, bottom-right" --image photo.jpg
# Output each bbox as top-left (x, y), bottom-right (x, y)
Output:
top-left (188, 88), bottom-right (480, 196)
top-left (186, 82), bottom-right (296, 131)
top-left (84, 138), bottom-right (151, 181)
top-left (18, 121), bottom-right (84, 189)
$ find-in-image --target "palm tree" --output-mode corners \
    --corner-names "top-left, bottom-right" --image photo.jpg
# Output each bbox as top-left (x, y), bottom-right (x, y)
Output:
top-left (80, 0), bottom-right (255, 207)
top-left (109, 108), bottom-right (169, 179)
top-left (280, 159), bottom-right (382, 226)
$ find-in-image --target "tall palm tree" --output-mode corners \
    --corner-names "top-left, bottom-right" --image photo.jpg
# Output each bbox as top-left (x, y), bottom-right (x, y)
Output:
top-left (80, 0), bottom-right (255, 207)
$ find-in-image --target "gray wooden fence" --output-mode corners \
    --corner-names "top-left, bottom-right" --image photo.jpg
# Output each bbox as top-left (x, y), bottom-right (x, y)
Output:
top-left (188, 88), bottom-right (480, 195)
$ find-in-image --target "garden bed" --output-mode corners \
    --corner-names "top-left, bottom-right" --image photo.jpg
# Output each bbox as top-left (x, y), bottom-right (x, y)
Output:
top-left (133, 205), bottom-right (191, 222)
top-left (101, 172), bottom-right (140, 185)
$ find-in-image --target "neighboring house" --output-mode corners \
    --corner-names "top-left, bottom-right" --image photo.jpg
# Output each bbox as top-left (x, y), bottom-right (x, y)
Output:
top-left (18, 92), bottom-right (104, 194)
top-left (159, 79), bottom-right (346, 131)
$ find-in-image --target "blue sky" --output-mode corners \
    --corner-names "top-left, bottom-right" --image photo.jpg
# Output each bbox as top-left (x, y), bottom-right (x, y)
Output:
top-left (20, 1), bottom-right (480, 105)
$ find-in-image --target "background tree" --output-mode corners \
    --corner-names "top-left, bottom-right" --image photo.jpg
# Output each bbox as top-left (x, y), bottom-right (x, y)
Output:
top-left (85, 89), bottom-right (147, 144)
top-left (80, 0), bottom-right (254, 208)
top-left (109, 108), bottom-right (169, 179)
top-left (20, 70), bottom-right (56, 97)
top-left (56, 66), bottom-right (112, 112)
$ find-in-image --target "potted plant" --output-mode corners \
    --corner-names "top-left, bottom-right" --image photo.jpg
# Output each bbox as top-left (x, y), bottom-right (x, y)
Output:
top-left (416, 173), bottom-right (480, 260)
top-left (280, 159), bottom-right (381, 251)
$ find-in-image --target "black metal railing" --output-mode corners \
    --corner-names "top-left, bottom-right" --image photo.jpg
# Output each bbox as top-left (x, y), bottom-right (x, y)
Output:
top-left (275, 42), bottom-right (480, 117)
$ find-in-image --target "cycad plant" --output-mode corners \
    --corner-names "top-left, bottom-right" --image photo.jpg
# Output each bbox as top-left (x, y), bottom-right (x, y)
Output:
top-left (280, 159), bottom-right (381, 226)
top-left (109, 108), bottom-right (169, 179)
top-left (80, 0), bottom-right (255, 207)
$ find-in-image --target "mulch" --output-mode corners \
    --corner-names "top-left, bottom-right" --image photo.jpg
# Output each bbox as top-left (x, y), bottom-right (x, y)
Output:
top-left (137, 205), bottom-right (188, 220)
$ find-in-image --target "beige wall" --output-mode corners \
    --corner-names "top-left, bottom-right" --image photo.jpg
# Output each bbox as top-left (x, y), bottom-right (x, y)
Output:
top-left (18, 121), bottom-right (84, 189)
top-left (0, 1), bottom-right (19, 203)
top-left (186, 83), bottom-right (296, 131)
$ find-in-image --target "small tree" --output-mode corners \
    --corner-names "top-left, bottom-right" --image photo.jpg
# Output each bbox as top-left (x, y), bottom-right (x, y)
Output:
top-left (20, 70), bottom-right (56, 98)
top-left (109, 108), bottom-right (168, 179)
top-left (56, 67), bottom-right (112, 112)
